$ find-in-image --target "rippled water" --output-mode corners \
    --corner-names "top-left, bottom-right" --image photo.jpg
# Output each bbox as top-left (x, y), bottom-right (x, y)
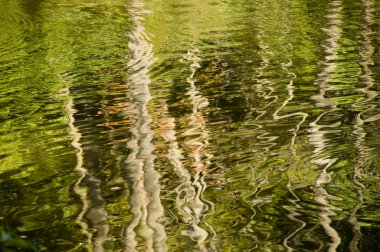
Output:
top-left (1, 0), bottom-right (380, 251)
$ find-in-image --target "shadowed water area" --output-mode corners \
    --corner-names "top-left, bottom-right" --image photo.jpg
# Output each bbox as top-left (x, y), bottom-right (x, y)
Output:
top-left (1, 0), bottom-right (380, 251)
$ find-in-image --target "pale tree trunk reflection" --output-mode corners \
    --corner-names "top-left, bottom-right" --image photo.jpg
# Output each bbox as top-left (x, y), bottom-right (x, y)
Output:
top-left (153, 49), bottom-right (215, 251)
top-left (308, 1), bottom-right (343, 251)
top-left (65, 88), bottom-right (110, 252)
top-left (350, 0), bottom-right (376, 251)
top-left (123, 0), bottom-right (167, 251)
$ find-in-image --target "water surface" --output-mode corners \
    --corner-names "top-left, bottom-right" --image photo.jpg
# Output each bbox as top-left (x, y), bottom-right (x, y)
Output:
top-left (1, 0), bottom-right (380, 251)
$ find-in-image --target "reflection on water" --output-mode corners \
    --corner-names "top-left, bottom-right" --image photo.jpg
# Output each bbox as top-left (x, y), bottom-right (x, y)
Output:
top-left (65, 88), bottom-right (93, 249)
top-left (66, 86), bottom-right (111, 252)
top-left (1, 0), bottom-right (380, 251)
top-left (309, 1), bottom-right (342, 251)
top-left (175, 49), bottom-right (213, 250)
top-left (349, 1), bottom-right (376, 251)
top-left (122, 0), bottom-right (166, 251)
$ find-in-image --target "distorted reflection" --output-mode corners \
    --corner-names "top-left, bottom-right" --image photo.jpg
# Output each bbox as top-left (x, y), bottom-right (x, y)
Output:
top-left (123, 0), bottom-right (167, 251)
top-left (176, 49), bottom-right (213, 250)
top-left (154, 49), bottom-right (214, 251)
top-left (308, 1), bottom-right (343, 251)
top-left (67, 88), bottom-right (111, 252)
top-left (65, 88), bottom-right (93, 249)
top-left (1, 0), bottom-right (380, 251)
top-left (349, 0), bottom-right (376, 251)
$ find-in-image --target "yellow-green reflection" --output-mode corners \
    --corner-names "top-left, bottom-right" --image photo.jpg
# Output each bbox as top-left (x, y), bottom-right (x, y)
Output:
top-left (1, 0), bottom-right (380, 251)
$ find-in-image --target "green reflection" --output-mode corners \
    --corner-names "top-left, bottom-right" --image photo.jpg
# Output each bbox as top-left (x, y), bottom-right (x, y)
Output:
top-left (1, 0), bottom-right (380, 251)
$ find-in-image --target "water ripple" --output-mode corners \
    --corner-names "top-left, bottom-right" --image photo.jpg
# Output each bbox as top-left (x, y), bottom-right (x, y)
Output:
top-left (2, 0), bottom-right (380, 250)
top-left (349, 1), bottom-right (377, 251)
top-left (308, 1), bottom-right (343, 251)
top-left (123, 1), bottom-right (167, 251)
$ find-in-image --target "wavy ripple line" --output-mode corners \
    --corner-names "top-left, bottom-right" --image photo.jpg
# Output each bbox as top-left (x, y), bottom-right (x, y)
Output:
top-left (308, 1), bottom-right (344, 251)
top-left (272, 58), bottom-right (308, 156)
top-left (261, 21), bottom-right (309, 251)
top-left (64, 88), bottom-right (93, 250)
top-left (349, 1), bottom-right (376, 251)
top-left (245, 8), bottom-right (310, 250)
top-left (271, 52), bottom-right (308, 252)
top-left (249, 35), bottom-right (280, 152)
top-left (65, 83), bottom-right (111, 252)
top-left (252, 35), bottom-right (279, 122)
top-left (175, 49), bottom-right (214, 251)
top-left (150, 49), bottom-right (215, 251)
top-left (123, 1), bottom-right (167, 251)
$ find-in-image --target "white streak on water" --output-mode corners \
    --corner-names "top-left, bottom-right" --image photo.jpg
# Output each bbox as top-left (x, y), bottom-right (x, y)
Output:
top-left (309, 1), bottom-right (343, 251)
top-left (64, 88), bottom-right (93, 251)
top-left (123, 1), bottom-right (167, 251)
top-left (177, 49), bottom-right (214, 251)
top-left (349, 1), bottom-right (376, 251)
top-left (154, 49), bottom-right (215, 251)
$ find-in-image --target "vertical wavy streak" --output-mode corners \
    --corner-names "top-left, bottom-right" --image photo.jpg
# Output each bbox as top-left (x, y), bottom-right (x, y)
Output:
top-left (64, 88), bottom-right (92, 250)
top-left (282, 181), bottom-right (307, 252)
top-left (154, 49), bottom-right (214, 251)
top-left (271, 56), bottom-right (309, 252)
top-left (252, 37), bottom-right (278, 122)
top-left (268, 42), bottom-right (308, 252)
top-left (174, 49), bottom-right (213, 251)
top-left (350, 0), bottom-right (376, 251)
top-left (85, 175), bottom-right (110, 252)
top-left (310, 0), bottom-right (342, 110)
top-left (123, 1), bottom-right (167, 251)
top-left (250, 35), bottom-right (279, 151)
top-left (66, 86), bottom-right (111, 252)
top-left (156, 102), bottom-right (217, 252)
top-left (308, 1), bottom-right (343, 251)
top-left (242, 14), bottom-right (287, 241)
top-left (277, 65), bottom-right (309, 252)
top-left (272, 58), bottom-right (308, 155)
top-left (250, 8), bottom-right (309, 249)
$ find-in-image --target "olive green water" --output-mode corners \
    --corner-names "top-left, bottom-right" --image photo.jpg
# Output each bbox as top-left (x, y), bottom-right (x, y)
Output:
top-left (1, 0), bottom-right (380, 251)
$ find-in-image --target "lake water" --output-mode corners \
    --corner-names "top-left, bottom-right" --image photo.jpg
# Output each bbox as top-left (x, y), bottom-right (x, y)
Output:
top-left (1, 0), bottom-right (380, 251)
